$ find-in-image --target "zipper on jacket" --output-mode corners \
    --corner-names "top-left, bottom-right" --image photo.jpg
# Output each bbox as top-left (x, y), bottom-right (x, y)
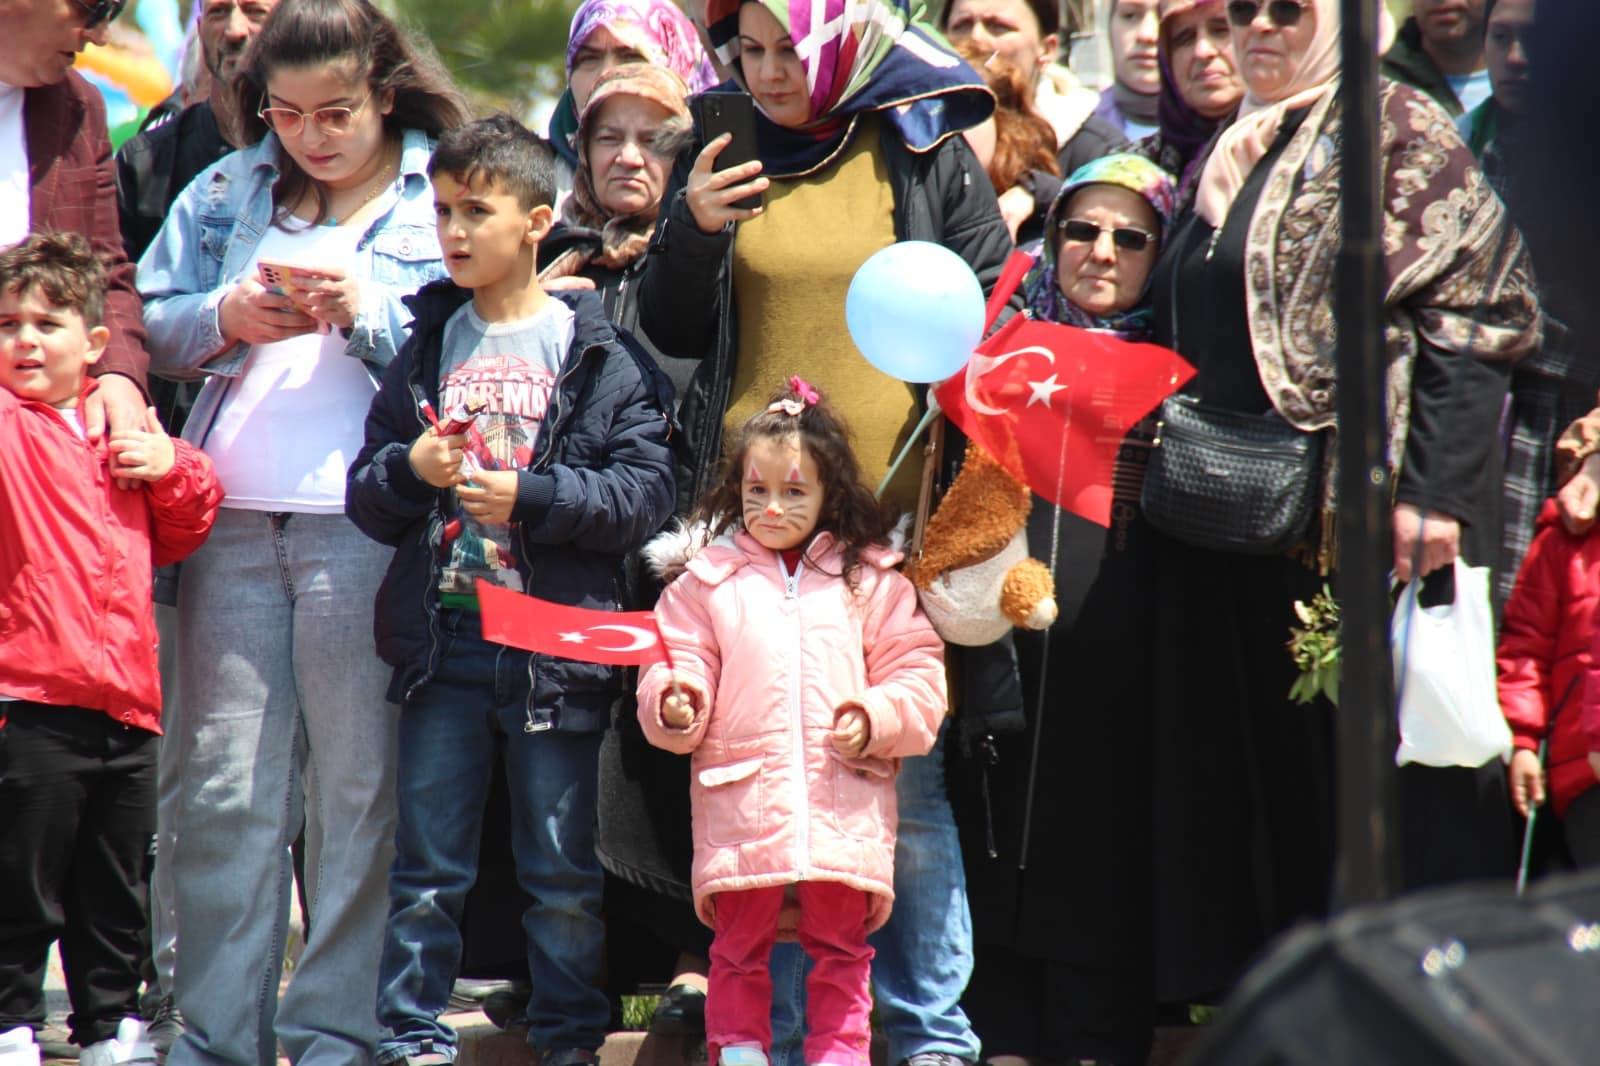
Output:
top-left (777, 552), bottom-right (808, 878)
top-left (518, 335), bottom-right (603, 732)
top-left (402, 333), bottom-right (448, 705)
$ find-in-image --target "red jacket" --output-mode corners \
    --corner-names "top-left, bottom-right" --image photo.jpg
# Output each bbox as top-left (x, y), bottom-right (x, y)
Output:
top-left (0, 381), bottom-right (221, 733)
top-left (1496, 499), bottom-right (1600, 816)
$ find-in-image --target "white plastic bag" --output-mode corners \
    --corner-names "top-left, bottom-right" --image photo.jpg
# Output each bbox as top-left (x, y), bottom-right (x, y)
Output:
top-left (1392, 558), bottom-right (1512, 768)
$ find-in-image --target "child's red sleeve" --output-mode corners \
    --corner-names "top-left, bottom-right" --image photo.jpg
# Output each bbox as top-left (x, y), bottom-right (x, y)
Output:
top-left (1497, 522), bottom-right (1570, 749)
top-left (145, 440), bottom-right (224, 566)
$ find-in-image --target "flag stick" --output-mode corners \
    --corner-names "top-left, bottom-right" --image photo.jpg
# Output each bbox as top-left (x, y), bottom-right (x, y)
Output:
top-left (876, 401), bottom-right (942, 500)
top-left (1516, 738), bottom-right (1548, 897)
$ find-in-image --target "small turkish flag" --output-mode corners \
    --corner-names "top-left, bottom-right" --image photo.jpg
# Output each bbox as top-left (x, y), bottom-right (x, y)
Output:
top-left (935, 313), bottom-right (1195, 527)
top-left (476, 580), bottom-right (668, 667)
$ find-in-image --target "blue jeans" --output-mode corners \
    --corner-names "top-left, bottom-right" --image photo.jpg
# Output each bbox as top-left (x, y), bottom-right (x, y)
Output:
top-left (167, 510), bottom-right (397, 1066)
top-left (376, 616), bottom-right (608, 1062)
top-left (770, 723), bottom-right (978, 1066)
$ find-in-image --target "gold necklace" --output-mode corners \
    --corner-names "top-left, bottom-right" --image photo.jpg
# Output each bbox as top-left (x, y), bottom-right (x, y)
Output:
top-left (326, 145), bottom-right (400, 226)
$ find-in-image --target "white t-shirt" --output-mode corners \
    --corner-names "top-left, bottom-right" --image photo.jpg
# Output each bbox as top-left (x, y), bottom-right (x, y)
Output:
top-left (204, 222), bottom-right (374, 512)
top-left (0, 82), bottom-right (30, 249)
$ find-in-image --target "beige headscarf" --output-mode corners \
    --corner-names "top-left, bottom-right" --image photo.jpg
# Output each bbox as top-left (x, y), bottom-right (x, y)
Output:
top-left (1192, 0), bottom-right (1390, 226)
top-left (544, 63), bottom-right (693, 278)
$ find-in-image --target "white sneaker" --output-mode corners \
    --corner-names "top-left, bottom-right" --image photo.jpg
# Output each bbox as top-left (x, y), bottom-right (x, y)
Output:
top-left (719, 1047), bottom-right (768, 1066)
top-left (0, 1027), bottom-right (40, 1066)
top-left (80, 1018), bottom-right (157, 1066)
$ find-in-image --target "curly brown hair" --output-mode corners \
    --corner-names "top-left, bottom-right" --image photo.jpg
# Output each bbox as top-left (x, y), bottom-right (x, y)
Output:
top-left (0, 232), bottom-right (108, 327)
top-left (691, 380), bottom-right (899, 590)
top-left (953, 40), bottom-right (1060, 193)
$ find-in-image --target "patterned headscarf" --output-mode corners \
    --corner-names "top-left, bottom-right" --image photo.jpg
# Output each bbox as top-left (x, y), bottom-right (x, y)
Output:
top-left (700, 0), bottom-right (994, 178)
top-left (1022, 153), bottom-right (1178, 336)
top-left (565, 0), bottom-right (717, 90)
top-left (551, 64), bottom-right (693, 276)
top-left (549, 0), bottom-right (715, 165)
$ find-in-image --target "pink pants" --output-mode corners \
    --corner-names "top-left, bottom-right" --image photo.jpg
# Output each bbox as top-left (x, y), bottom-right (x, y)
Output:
top-left (706, 882), bottom-right (874, 1066)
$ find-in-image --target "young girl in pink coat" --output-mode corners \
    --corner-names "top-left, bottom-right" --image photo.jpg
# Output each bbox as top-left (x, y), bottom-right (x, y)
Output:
top-left (636, 377), bottom-right (947, 1066)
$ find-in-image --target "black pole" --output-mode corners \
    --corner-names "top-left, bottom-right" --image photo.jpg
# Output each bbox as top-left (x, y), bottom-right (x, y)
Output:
top-left (1333, 0), bottom-right (1398, 909)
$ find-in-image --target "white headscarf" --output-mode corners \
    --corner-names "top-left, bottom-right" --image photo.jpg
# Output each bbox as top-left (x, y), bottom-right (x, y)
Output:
top-left (1193, 0), bottom-right (1391, 226)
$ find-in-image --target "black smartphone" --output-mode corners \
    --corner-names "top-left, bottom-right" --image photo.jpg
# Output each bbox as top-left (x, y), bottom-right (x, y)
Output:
top-left (694, 90), bottom-right (762, 211)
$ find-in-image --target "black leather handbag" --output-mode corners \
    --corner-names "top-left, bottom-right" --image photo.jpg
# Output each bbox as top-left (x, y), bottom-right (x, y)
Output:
top-left (1140, 391), bottom-right (1324, 555)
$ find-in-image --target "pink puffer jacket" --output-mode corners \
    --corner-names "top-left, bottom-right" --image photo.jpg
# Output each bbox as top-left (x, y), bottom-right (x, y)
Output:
top-left (637, 528), bottom-right (947, 932)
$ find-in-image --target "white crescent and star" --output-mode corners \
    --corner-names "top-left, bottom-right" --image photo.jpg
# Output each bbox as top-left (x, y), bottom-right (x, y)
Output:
top-left (963, 345), bottom-right (1066, 416)
top-left (557, 624), bottom-right (659, 652)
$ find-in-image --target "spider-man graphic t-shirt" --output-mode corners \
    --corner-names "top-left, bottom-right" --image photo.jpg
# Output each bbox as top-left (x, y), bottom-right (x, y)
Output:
top-left (436, 299), bottom-right (575, 606)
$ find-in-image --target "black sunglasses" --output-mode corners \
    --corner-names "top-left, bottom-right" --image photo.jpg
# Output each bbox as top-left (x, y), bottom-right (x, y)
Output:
top-left (72, 0), bottom-right (127, 29)
top-left (1057, 218), bottom-right (1156, 253)
top-left (1225, 0), bottom-right (1305, 28)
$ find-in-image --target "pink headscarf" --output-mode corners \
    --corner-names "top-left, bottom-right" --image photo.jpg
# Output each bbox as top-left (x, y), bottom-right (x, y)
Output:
top-left (1193, 0), bottom-right (1391, 226)
top-left (565, 0), bottom-right (717, 94)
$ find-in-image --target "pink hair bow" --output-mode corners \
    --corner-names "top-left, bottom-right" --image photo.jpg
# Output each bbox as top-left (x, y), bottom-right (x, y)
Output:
top-left (767, 375), bottom-right (821, 416)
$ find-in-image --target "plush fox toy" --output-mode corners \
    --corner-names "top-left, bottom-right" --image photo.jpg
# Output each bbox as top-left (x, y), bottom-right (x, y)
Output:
top-left (904, 441), bottom-right (1058, 646)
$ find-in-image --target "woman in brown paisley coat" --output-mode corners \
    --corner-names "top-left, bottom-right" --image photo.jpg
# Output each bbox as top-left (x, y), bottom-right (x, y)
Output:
top-left (1137, 0), bottom-right (1541, 1006)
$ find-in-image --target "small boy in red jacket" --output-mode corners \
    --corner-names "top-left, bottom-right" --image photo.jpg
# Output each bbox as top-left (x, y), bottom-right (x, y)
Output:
top-left (0, 233), bottom-right (221, 1066)
top-left (1496, 498), bottom-right (1600, 869)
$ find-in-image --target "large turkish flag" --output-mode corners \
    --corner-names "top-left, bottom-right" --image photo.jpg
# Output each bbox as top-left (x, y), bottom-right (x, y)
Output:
top-left (934, 301), bottom-right (1196, 527)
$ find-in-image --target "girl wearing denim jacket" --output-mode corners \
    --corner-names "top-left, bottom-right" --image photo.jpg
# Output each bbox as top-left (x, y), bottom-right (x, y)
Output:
top-left (133, 2), bottom-right (470, 1064)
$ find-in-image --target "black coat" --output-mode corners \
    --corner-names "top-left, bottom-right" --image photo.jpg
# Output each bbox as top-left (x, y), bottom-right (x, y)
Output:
top-left (636, 121), bottom-right (1020, 510)
top-left (345, 281), bottom-right (677, 731)
top-left (538, 225), bottom-right (700, 406)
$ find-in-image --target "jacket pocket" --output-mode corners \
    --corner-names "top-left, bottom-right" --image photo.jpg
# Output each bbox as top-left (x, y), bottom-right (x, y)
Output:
top-left (828, 750), bottom-right (896, 841)
top-left (698, 755), bottom-right (765, 847)
top-left (0, 562), bottom-right (35, 638)
top-left (192, 217), bottom-right (234, 292)
top-left (369, 226), bottom-right (446, 291)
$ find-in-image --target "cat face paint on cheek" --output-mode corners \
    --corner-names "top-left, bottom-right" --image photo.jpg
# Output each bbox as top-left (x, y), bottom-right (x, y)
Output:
top-left (739, 436), bottom-right (824, 551)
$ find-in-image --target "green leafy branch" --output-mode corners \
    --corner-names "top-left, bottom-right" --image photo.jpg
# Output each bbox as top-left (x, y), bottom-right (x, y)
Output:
top-left (1287, 583), bottom-right (1340, 707)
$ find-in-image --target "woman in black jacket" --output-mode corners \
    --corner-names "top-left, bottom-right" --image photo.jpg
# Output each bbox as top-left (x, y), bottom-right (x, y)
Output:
top-left (636, 2), bottom-right (1012, 1063)
top-left (539, 60), bottom-right (718, 1035)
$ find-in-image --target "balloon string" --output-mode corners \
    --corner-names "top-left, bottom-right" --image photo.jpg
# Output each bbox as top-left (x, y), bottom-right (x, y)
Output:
top-left (876, 402), bottom-right (942, 500)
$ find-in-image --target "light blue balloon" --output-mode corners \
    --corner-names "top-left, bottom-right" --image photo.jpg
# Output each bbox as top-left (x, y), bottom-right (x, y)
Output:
top-left (845, 240), bottom-right (984, 384)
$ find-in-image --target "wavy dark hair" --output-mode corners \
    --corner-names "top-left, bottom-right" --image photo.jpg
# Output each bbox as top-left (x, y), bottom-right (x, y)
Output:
top-left (231, 0), bottom-right (471, 226)
top-left (691, 381), bottom-right (899, 591)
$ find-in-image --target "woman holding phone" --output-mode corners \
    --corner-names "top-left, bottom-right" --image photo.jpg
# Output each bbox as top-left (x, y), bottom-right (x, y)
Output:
top-left (637, 2), bottom-right (1011, 1064)
top-left (135, 1), bottom-right (468, 1063)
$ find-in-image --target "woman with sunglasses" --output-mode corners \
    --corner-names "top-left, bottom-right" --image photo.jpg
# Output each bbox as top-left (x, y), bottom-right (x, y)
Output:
top-left (135, 1), bottom-right (468, 1064)
top-left (637, 1), bottom-right (1011, 1064)
top-left (1140, 0), bottom-right (1538, 1006)
top-left (950, 153), bottom-right (1179, 1066)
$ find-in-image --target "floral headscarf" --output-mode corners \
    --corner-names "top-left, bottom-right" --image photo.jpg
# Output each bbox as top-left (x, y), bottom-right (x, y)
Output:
top-left (1022, 153), bottom-right (1178, 336)
top-left (548, 0), bottom-right (715, 165)
top-left (548, 64), bottom-right (693, 278)
top-left (565, 0), bottom-right (717, 91)
top-left (700, 0), bottom-right (993, 178)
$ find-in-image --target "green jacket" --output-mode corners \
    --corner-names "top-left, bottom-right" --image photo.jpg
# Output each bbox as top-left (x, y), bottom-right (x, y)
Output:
top-left (1381, 17), bottom-right (1465, 117)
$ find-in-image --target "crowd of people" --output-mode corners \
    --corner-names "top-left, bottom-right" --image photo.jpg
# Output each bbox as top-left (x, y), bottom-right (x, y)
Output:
top-left (0, 2), bottom-right (1595, 1066)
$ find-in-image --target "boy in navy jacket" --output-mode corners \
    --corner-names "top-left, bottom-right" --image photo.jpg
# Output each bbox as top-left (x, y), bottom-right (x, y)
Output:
top-left (345, 114), bottom-right (675, 1066)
